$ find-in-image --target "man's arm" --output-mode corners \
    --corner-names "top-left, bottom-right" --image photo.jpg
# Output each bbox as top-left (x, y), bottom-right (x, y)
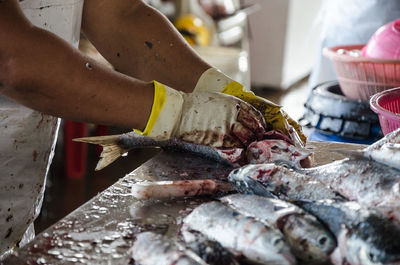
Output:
top-left (81, 0), bottom-right (211, 93)
top-left (0, 0), bottom-right (153, 130)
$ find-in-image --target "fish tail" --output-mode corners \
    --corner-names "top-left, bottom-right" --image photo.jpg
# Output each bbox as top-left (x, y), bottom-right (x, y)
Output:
top-left (73, 135), bottom-right (125, 170)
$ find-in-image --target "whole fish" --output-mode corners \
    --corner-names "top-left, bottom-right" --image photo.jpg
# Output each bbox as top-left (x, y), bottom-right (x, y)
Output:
top-left (291, 158), bottom-right (400, 208)
top-left (131, 179), bottom-right (233, 200)
top-left (337, 128), bottom-right (400, 170)
top-left (228, 163), bottom-right (344, 201)
top-left (220, 194), bottom-right (336, 264)
top-left (130, 231), bottom-right (207, 265)
top-left (75, 130), bottom-right (312, 171)
top-left (182, 201), bottom-right (296, 265)
top-left (182, 231), bottom-right (239, 265)
top-left (74, 131), bottom-right (244, 170)
top-left (296, 200), bottom-right (400, 265)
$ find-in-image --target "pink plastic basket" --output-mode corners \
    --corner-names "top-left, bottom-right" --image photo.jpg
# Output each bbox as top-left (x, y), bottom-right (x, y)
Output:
top-left (370, 87), bottom-right (400, 135)
top-left (323, 44), bottom-right (400, 101)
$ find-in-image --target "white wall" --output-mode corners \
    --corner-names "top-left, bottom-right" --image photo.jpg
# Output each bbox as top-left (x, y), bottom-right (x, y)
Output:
top-left (245, 0), bottom-right (322, 89)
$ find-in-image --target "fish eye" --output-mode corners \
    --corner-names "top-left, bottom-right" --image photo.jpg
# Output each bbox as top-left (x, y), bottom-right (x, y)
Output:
top-left (233, 169), bottom-right (239, 174)
top-left (318, 235), bottom-right (328, 246)
top-left (271, 236), bottom-right (285, 249)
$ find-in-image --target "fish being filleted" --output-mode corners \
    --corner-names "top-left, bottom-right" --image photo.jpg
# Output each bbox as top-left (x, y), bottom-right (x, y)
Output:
top-left (288, 158), bottom-right (400, 208)
top-left (74, 130), bottom-right (312, 171)
top-left (336, 128), bottom-right (400, 170)
top-left (228, 163), bottom-right (344, 201)
top-left (295, 200), bottom-right (400, 265)
top-left (182, 201), bottom-right (296, 265)
top-left (131, 179), bottom-right (233, 200)
top-left (220, 194), bottom-right (336, 264)
top-left (246, 139), bottom-right (312, 168)
top-left (74, 131), bottom-right (244, 170)
top-left (129, 231), bottom-right (207, 265)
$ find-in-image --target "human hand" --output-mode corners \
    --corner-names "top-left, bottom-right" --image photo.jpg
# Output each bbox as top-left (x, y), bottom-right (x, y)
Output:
top-left (136, 81), bottom-right (266, 148)
top-left (193, 68), bottom-right (307, 146)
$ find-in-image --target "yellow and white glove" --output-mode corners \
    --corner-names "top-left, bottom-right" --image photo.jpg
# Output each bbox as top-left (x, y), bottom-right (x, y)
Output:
top-left (135, 81), bottom-right (266, 148)
top-left (193, 68), bottom-right (307, 146)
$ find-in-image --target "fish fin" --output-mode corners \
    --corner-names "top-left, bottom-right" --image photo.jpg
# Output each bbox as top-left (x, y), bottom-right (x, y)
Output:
top-left (74, 135), bottom-right (125, 170)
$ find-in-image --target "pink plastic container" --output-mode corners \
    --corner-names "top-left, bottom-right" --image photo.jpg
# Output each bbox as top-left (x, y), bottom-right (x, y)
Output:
top-left (362, 19), bottom-right (400, 59)
top-left (324, 44), bottom-right (400, 101)
top-left (370, 87), bottom-right (400, 135)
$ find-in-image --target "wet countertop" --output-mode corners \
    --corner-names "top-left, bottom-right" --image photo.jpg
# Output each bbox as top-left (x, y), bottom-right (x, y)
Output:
top-left (3, 141), bottom-right (364, 265)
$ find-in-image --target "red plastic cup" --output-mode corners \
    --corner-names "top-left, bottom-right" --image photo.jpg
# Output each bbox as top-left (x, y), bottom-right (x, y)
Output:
top-left (362, 19), bottom-right (400, 59)
top-left (370, 87), bottom-right (400, 135)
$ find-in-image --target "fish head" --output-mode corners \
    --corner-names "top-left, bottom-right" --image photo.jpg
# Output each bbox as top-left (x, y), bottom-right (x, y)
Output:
top-left (345, 215), bottom-right (400, 265)
top-left (281, 214), bottom-right (336, 263)
top-left (246, 140), bottom-right (312, 167)
top-left (255, 231), bottom-right (297, 265)
top-left (228, 164), bottom-right (278, 183)
top-left (228, 164), bottom-right (279, 198)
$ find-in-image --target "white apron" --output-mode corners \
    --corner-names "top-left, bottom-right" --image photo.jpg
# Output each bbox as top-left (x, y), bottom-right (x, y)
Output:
top-left (0, 0), bottom-right (83, 259)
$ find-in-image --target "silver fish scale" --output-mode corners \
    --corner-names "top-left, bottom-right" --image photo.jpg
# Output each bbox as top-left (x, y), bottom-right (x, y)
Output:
top-left (297, 200), bottom-right (400, 265)
top-left (220, 194), bottom-right (302, 225)
top-left (297, 158), bottom-right (400, 208)
top-left (130, 232), bottom-right (206, 265)
top-left (220, 194), bottom-right (337, 264)
top-left (182, 201), bottom-right (296, 265)
top-left (228, 164), bottom-right (344, 202)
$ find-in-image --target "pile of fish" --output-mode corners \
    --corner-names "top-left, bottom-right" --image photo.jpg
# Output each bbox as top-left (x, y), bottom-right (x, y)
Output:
top-left (79, 124), bottom-right (400, 264)
top-left (227, 129), bottom-right (400, 264)
top-left (129, 129), bottom-right (400, 265)
top-left (129, 194), bottom-right (337, 265)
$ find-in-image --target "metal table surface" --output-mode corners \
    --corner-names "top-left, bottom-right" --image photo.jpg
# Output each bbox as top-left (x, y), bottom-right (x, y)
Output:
top-left (3, 141), bottom-right (364, 265)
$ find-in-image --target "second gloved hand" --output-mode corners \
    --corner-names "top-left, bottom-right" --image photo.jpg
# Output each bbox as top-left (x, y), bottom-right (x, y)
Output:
top-left (136, 81), bottom-right (266, 148)
top-left (193, 68), bottom-right (307, 146)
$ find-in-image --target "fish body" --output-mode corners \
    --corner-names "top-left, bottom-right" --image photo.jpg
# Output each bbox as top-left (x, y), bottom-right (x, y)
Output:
top-left (364, 127), bottom-right (400, 170)
top-left (75, 130), bottom-right (312, 171)
top-left (130, 232), bottom-right (206, 265)
top-left (342, 142), bottom-right (400, 171)
top-left (297, 200), bottom-right (400, 265)
top-left (220, 194), bottom-right (336, 264)
top-left (228, 163), bottom-right (344, 201)
top-left (337, 128), bottom-right (400, 170)
top-left (294, 158), bottom-right (400, 208)
top-left (75, 131), bottom-right (243, 170)
top-left (366, 143), bottom-right (400, 170)
top-left (131, 179), bottom-right (233, 200)
top-left (182, 201), bottom-right (296, 265)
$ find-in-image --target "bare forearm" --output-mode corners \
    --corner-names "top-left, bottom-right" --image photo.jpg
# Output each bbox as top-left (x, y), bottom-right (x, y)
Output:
top-left (82, 0), bottom-right (211, 93)
top-left (0, 21), bottom-right (153, 129)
